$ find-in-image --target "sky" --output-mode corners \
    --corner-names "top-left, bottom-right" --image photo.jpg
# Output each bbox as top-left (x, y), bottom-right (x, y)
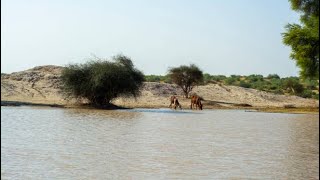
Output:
top-left (1, 0), bottom-right (301, 77)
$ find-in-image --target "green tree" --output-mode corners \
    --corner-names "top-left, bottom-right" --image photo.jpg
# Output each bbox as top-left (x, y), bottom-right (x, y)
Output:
top-left (267, 74), bottom-right (281, 79)
top-left (282, 0), bottom-right (319, 79)
top-left (61, 55), bottom-right (144, 106)
top-left (168, 64), bottom-right (204, 98)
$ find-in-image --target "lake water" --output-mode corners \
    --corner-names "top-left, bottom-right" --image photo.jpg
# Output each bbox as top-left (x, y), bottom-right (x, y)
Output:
top-left (1, 106), bottom-right (319, 179)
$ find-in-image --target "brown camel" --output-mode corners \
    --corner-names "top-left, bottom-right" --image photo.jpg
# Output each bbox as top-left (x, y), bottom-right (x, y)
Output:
top-left (169, 96), bottom-right (182, 110)
top-left (190, 95), bottom-right (203, 110)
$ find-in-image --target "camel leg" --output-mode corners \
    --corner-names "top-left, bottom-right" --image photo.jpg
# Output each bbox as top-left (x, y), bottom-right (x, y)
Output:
top-left (169, 102), bottom-right (173, 108)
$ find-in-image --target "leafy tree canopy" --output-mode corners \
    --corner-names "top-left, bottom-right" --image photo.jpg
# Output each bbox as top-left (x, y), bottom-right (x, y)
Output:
top-left (282, 0), bottom-right (319, 79)
top-left (168, 64), bottom-right (203, 98)
top-left (267, 74), bottom-right (281, 79)
top-left (290, 0), bottom-right (319, 20)
top-left (61, 55), bottom-right (144, 106)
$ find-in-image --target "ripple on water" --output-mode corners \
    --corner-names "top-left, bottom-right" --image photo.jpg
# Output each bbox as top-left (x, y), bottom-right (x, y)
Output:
top-left (1, 106), bottom-right (319, 179)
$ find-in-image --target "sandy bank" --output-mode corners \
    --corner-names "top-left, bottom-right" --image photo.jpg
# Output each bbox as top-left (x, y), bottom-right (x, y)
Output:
top-left (1, 65), bottom-right (319, 113)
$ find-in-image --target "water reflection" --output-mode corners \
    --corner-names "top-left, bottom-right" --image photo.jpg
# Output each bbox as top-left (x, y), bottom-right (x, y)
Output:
top-left (1, 107), bottom-right (319, 179)
top-left (127, 108), bottom-right (203, 114)
top-left (284, 115), bottom-right (319, 179)
top-left (64, 108), bottom-right (142, 120)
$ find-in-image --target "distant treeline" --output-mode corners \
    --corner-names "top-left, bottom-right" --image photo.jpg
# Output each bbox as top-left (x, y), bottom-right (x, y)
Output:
top-left (144, 74), bottom-right (319, 99)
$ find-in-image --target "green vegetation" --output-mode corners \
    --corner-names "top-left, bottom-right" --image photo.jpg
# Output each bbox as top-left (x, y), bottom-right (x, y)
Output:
top-left (144, 75), bottom-right (172, 83)
top-left (282, 0), bottom-right (319, 79)
top-left (203, 74), bottom-right (227, 84)
top-left (219, 75), bottom-right (319, 99)
top-left (144, 73), bottom-right (319, 99)
top-left (61, 55), bottom-right (144, 106)
top-left (167, 64), bottom-right (204, 98)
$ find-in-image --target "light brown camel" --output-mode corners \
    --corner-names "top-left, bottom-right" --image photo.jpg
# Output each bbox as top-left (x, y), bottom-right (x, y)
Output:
top-left (190, 95), bottom-right (203, 110)
top-left (169, 96), bottom-right (182, 110)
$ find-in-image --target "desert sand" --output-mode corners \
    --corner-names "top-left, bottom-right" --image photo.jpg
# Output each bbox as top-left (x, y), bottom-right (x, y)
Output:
top-left (1, 65), bottom-right (319, 112)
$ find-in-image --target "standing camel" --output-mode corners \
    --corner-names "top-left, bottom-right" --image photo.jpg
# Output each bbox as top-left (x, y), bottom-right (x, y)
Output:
top-left (169, 96), bottom-right (182, 110)
top-left (190, 95), bottom-right (203, 110)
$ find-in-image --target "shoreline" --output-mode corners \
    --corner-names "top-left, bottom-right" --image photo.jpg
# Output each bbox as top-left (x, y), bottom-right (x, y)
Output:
top-left (2, 100), bottom-right (318, 114)
top-left (1, 101), bottom-right (64, 108)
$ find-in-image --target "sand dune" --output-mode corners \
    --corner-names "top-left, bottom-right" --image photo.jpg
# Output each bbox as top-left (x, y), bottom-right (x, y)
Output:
top-left (1, 65), bottom-right (319, 109)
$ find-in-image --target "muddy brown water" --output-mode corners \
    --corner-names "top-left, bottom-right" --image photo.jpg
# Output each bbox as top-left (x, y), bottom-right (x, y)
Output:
top-left (1, 106), bottom-right (319, 179)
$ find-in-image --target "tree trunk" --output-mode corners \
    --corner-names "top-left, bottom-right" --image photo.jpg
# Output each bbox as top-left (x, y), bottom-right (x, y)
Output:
top-left (184, 91), bottom-right (189, 98)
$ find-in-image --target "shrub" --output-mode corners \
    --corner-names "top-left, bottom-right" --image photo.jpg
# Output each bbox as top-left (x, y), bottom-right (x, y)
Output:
top-left (230, 75), bottom-right (241, 81)
top-left (267, 74), bottom-right (281, 79)
top-left (145, 75), bottom-right (161, 82)
top-left (61, 55), bottom-right (144, 106)
top-left (239, 80), bottom-right (251, 88)
top-left (224, 77), bottom-right (237, 85)
top-left (303, 79), bottom-right (318, 90)
top-left (300, 89), bottom-right (313, 98)
top-left (247, 74), bottom-right (264, 82)
top-left (282, 77), bottom-right (304, 94)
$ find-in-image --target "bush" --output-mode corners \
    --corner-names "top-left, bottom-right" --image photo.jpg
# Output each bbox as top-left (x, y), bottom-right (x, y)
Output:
top-left (230, 75), bottom-right (241, 81)
top-left (61, 55), bottom-right (144, 106)
top-left (211, 75), bottom-right (227, 82)
top-left (303, 79), bottom-right (318, 90)
top-left (297, 90), bottom-right (319, 99)
top-left (202, 74), bottom-right (226, 84)
top-left (203, 73), bottom-right (212, 83)
top-left (251, 81), bottom-right (266, 91)
top-left (300, 89), bottom-right (313, 98)
top-left (161, 75), bottom-right (172, 83)
top-left (267, 74), bottom-right (280, 79)
top-left (145, 75), bottom-right (161, 82)
top-left (239, 80), bottom-right (251, 88)
top-left (247, 74), bottom-right (264, 82)
top-left (224, 78), bottom-right (237, 85)
top-left (282, 77), bottom-right (304, 94)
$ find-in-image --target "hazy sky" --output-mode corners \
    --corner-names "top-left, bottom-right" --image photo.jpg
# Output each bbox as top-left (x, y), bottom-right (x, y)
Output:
top-left (1, 0), bottom-right (301, 77)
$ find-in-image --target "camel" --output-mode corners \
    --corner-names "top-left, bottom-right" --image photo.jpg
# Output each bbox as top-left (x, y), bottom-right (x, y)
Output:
top-left (169, 96), bottom-right (182, 110)
top-left (190, 95), bottom-right (203, 110)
